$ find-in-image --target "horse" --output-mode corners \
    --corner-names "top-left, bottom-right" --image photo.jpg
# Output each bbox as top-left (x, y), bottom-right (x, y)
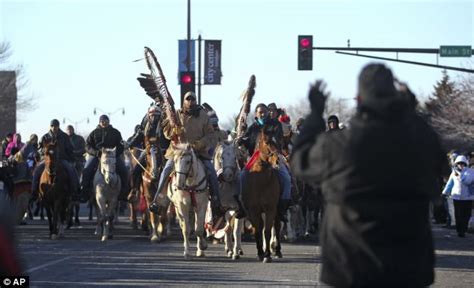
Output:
top-left (94, 147), bottom-right (121, 241)
top-left (241, 130), bottom-right (281, 263)
top-left (140, 137), bottom-right (168, 242)
top-left (124, 147), bottom-right (146, 230)
top-left (213, 141), bottom-right (244, 260)
top-left (169, 143), bottom-right (209, 259)
top-left (39, 143), bottom-right (71, 240)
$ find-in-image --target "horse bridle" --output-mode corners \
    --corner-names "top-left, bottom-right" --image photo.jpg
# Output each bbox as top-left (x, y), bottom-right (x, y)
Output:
top-left (175, 151), bottom-right (193, 179)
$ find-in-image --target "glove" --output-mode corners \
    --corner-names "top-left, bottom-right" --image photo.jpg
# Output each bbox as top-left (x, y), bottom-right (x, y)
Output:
top-left (308, 80), bottom-right (330, 116)
top-left (172, 126), bottom-right (184, 137)
top-left (193, 140), bottom-right (206, 151)
top-left (137, 73), bottom-right (161, 99)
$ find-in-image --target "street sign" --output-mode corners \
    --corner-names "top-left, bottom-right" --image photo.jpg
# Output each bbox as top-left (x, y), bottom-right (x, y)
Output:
top-left (439, 45), bottom-right (472, 57)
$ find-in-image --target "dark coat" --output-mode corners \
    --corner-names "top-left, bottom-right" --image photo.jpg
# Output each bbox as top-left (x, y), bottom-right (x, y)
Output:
top-left (240, 118), bottom-right (283, 155)
top-left (39, 129), bottom-right (75, 162)
top-left (86, 125), bottom-right (124, 157)
top-left (291, 105), bottom-right (448, 287)
top-left (69, 134), bottom-right (86, 162)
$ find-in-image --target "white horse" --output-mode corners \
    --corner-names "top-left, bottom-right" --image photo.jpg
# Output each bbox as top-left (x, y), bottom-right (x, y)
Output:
top-left (169, 143), bottom-right (208, 259)
top-left (94, 147), bottom-right (121, 242)
top-left (213, 141), bottom-right (244, 260)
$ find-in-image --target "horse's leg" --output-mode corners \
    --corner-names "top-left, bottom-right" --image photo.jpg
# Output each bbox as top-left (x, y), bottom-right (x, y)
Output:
top-left (129, 202), bottom-right (137, 229)
top-left (97, 194), bottom-right (109, 242)
top-left (74, 202), bottom-right (80, 225)
top-left (176, 199), bottom-right (191, 259)
top-left (252, 214), bottom-right (264, 261)
top-left (195, 194), bottom-right (208, 257)
top-left (274, 216), bottom-right (283, 258)
top-left (232, 216), bottom-right (244, 260)
top-left (224, 213), bottom-right (232, 257)
top-left (51, 201), bottom-right (60, 240)
top-left (263, 213), bottom-right (274, 263)
top-left (45, 205), bottom-right (54, 239)
top-left (145, 187), bottom-right (159, 243)
top-left (107, 191), bottom-right (119, 240)
top-left (158, 204), bottom-right (169, 240)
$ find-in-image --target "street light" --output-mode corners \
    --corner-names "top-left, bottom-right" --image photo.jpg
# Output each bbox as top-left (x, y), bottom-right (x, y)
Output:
top-left (92, 107), bottom-right (126, 118)
top-left (62, 117), bottom-right (90, 131)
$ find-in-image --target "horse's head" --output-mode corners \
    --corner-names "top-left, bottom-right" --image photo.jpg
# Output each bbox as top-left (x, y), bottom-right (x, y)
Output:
top-left (257, 132), bottom-right (279, 169)
top-left (214, 141), bottom-right (238, 182)
top-left (145, 137), bottom-right (159, 179)
top-left (100, 147), bottom-right (117, 184)
top-left (173, 143), bottom-right (195, 190)
top-left (44, 142), bottom-right (58, 174)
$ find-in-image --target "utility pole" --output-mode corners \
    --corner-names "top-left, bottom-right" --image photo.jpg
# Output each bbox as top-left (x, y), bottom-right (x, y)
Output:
top-left (186, 0), bottom-right (191, 72)
top-left (198, 34), bottom-right (202, 105)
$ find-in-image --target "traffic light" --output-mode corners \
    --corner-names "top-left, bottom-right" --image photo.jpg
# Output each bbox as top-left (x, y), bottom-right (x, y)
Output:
top-left (298, 35), bottom-right (313, 70)
top-left (180, 71), bottom-right (195, 105)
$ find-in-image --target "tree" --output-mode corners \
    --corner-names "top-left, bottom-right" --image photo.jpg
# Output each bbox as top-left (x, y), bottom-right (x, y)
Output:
top-left (0, 42), bottom-right (36, 120)
top-left (422, 70), bottom-right (474, 151)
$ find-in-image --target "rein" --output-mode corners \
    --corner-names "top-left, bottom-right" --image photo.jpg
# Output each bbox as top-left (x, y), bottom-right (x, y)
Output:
top-left (128, 147), bottom-right (155, 178)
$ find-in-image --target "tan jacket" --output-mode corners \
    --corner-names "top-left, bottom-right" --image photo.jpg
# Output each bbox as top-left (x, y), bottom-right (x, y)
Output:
top-left (163, 108), bottom-right (216, 160)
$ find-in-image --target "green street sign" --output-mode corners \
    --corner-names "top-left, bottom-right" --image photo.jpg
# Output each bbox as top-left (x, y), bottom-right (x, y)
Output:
top-left (439, 45), bottom-right (472, 57)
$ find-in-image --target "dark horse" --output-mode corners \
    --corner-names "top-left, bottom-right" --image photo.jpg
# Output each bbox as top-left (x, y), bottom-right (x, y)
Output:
top-left (39, 143), bottom-right (71, 239)
top-left (241, 130), bottom-right (281, 263)
top-left (141, 136), bottom-right (167, 242)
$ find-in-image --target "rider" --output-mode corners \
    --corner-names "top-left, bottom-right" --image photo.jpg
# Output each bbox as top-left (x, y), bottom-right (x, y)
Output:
top-left (327, 115), bottom-right (341, 131)
top-left (127, 104), bottom-right (164, 199)
top-left (149, 92), bottom-right (223, 219)
top-left (237, 103), bottom-right (292, 222)
top-left (31, 119), bottom-right (80, 200)
top-left (80, 115), bottom-right (129, 202)
top-left (66, 125), bottom-right (86, 176)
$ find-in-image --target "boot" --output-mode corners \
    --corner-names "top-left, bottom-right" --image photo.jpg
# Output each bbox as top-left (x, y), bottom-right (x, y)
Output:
top-left (278, 199), bottom-right (289, 223)
top-left (233, 195), bottom-right (247, 219)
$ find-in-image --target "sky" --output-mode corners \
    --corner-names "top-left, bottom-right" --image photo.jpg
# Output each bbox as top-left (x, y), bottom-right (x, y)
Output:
top-left (0, 0), bottom-right (473, 138)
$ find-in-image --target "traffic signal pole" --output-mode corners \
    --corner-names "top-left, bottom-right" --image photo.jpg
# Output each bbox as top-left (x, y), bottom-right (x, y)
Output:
top-left (198, 34), bottom-right (202, 105)
top-left (313, 46), bottom-right (474, 73)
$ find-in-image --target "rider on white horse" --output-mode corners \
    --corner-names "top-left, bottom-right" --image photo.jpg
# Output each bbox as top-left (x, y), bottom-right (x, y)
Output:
top-left (149, 92), bottom-right (224, 221)
top-left (80, 115), bottom-right (129, 202)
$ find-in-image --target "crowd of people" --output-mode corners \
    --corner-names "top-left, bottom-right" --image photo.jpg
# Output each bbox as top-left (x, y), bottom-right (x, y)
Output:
top-left (0, 62), bottom-right (473, 286)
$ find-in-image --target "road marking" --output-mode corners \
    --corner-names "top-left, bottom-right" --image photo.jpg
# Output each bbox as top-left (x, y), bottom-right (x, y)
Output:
top-left (26, 256), bottom-right (73, 273)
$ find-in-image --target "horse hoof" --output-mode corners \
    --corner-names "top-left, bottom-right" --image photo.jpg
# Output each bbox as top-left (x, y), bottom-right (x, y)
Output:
top-left (199, 242), bottom-right (208, 251)
top-left (150, 236), bottom-right (159, 243)
top-left (101, 236), bottom-right (107, 242)
top-left (184, 253), bottom-right (191, 260)
top-left (232, 254), bottom-right (240, 260)
top-left (304, 232), bottom-right (310, 238)
top-left (196, 250), bottom-right (205, 257)
top-left (239, 249), bottom-right (244, 256)
top-left (263, 256), bottom-right (272, 263)
top-left (50, 234), bottom-right (58, 240)
top-left (257, 255), bottom-right (264, 261)
top-left (227, 250), bottom-right (233, 258)
top-left (275, 251), bottom-right (283, 259)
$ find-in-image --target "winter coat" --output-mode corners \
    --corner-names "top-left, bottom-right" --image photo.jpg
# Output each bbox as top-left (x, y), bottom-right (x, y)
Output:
top-left (442, 167), bottom-right (474, 200)
top-left (5, 135), bottom-right (24, 158)
top-left (86, 125), bottom-right (124, 157)
top-left (291, 104), bottom-right (448, 287)
top-left (69, 134), bottom-right (86, 162)
top-left (162, 107), bottom-right (215, 160)
top-left (240, 118), bottom-right (283, 155)
top-left (39, 129), bottom-right (75, 162)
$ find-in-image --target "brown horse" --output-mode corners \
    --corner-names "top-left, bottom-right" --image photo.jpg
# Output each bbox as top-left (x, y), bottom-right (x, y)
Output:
top-left (241, 129), bottom-right (281, 263)
top-left (141, 137), bottom-right (168, 242)
top-left (39, 143), bottom-right (71, 240)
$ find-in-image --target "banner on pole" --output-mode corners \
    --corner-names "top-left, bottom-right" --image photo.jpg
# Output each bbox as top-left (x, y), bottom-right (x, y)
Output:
top-left (178, 40), bottom-right (195, 72)
top-left (204, 40), bottom-right (222, 84)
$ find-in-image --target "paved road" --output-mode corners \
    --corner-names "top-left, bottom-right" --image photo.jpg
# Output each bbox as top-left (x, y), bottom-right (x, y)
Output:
top-left (13, 208), bottom-right (474, 287)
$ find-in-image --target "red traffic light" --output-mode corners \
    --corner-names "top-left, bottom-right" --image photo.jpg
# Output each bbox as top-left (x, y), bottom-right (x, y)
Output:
top-left (181, 74), bottom-right (193, 84)
top-left (300, 38), bottom-right (311, 48)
